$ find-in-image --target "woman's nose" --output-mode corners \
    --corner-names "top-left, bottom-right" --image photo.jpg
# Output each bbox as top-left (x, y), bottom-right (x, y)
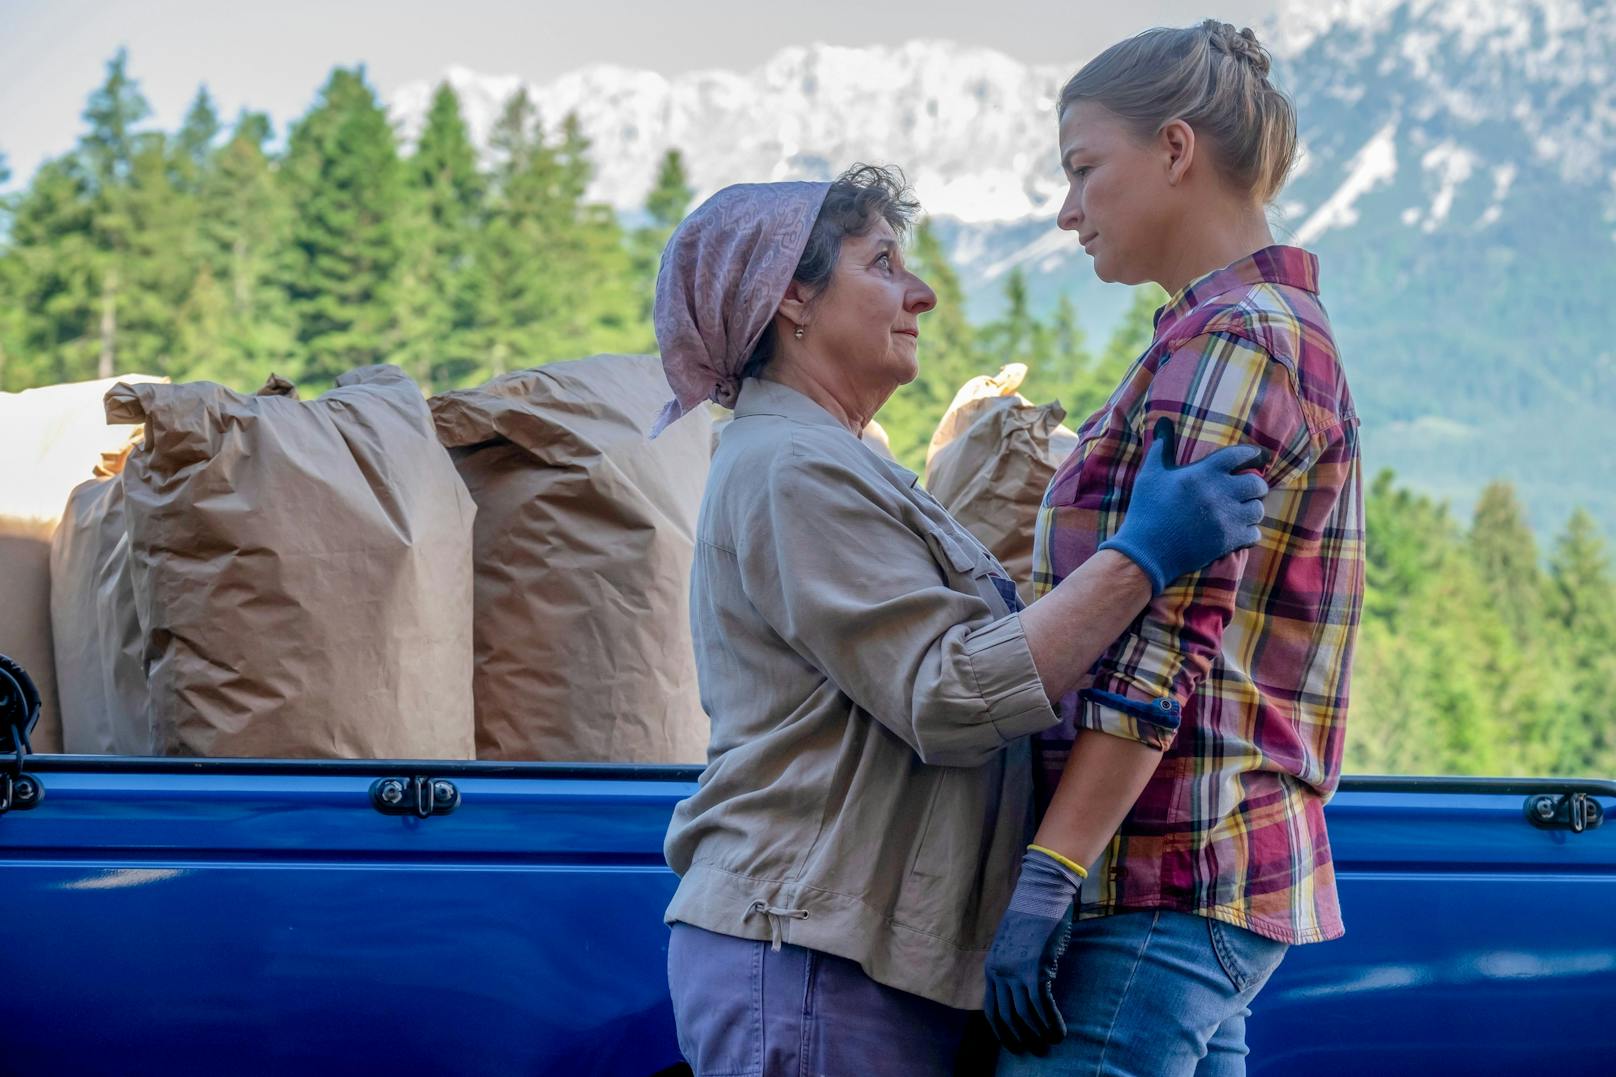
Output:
top-left (1057, 186), bottom-right (1083, 232)
top-left (907, 276), bottom-right (938, 313)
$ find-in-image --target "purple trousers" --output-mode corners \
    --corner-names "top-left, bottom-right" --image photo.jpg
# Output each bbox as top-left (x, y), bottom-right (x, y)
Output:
top-left (667, 922), bottom-right (990, 1076)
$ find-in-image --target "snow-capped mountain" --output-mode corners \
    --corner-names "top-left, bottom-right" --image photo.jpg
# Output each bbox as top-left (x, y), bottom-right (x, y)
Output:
top-left (392, 42), bottom-right (1074, 227)
top-left (392, 0), bottom-right (1616, 538)
top-left (391, 0), bottom-right (1615, 256)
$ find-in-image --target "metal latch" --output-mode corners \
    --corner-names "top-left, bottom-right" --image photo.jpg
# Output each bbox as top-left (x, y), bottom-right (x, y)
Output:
top-left (0, 655), bottom-right (44, 817)
top-left (370, 776), bottom-right (460, 818)
top-left (1524, 792), bottom-right (1605, 833)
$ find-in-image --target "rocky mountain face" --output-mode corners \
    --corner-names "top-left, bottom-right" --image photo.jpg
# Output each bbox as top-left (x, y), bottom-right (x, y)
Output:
top-left (393, 0), bottom-right (1616, 537)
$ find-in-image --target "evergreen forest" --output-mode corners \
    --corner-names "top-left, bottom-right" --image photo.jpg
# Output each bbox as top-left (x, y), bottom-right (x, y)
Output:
top-left (3, 56), bottom-right (1609, 778)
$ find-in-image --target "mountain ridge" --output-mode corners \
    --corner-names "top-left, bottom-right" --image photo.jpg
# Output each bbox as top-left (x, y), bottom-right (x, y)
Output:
top-left (390, 1), bottom-right (1616, 541)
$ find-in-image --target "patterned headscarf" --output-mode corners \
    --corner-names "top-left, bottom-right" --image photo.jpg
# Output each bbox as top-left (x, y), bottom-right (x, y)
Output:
top-left (650, 181), bottom-right (832, 437)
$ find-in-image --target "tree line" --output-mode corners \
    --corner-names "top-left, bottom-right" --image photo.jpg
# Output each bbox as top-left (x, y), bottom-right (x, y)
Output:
top-left (0, 53), bottom-right (676, 396)
top-left (0, 54), bottom-right (1148, 457)
top-left (1, 54), bottom-right (1610, 778)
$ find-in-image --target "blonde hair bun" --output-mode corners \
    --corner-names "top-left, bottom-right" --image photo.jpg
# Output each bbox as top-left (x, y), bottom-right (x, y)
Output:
top-left (1204, 21), bottom-right (1273, 78)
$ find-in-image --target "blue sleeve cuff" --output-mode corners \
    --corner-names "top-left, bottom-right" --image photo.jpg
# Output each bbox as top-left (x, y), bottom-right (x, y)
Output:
top-left (1079, 688), bottom-right (1182, 732)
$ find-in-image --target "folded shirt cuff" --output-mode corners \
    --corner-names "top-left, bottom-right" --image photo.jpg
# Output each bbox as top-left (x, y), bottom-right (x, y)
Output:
top-left (962, 613), bottom-right (1058, 742)
top-left (1077, 677), bottom-right (1181, 751)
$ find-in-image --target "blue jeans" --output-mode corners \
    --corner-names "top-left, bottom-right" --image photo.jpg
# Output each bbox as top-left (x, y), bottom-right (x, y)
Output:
top-left (667, 922), bottom-right (980, 1076)
top-left (997, 910), bottom-right (1289, 1077)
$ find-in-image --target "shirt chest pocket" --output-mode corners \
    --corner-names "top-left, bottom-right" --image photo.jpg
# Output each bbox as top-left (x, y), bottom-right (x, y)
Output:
top-left (923, 523), bottom-right (1024, 617)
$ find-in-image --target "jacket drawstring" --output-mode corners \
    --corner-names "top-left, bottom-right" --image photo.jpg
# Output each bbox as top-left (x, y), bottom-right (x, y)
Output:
top-left (747, 900), bottom-right (809, 951)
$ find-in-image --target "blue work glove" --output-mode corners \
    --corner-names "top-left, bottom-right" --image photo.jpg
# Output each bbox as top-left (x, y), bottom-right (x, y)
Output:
top-left (1099, 418), bottom-right (1270, 594)
top-left (984, 848), bottom-right (1085, 1055)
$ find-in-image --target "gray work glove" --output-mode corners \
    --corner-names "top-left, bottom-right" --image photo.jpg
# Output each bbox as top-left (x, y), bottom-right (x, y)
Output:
top-left (983, 849), bottom-right (1084, 1055)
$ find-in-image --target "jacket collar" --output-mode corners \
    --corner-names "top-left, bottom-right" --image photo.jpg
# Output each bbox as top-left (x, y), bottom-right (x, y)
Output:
top-left (732, 377), bottom-right (845, 428)
top-left (732, 377), bottom-right (921, 486)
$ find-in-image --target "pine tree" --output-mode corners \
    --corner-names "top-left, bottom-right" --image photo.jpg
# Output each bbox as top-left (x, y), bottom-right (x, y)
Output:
top-left (1548, 509), bottom-right (1616, 634)
top-left (548, 113), bottom-right (640, 355)
top-left (1100, 285), bottom-right (1165, 371)
top-left (1469, 480), bottom-right (1544, 632)
top-left (1349, 472), bottom-right (1586, 777)
top-left (1365, 469), bottom-right (1456, 623)
top-left (645, 149), bottom-right (692, 232)
top-left (467, 88), bottom-right (557, 378)
top-left (282, 67), bottom-right (405, 386)
top-left (1348, 473), bottom-right (1524, 775)
top-left (468, 98), bottom-right (640, 378)
top-left (1005, 270), bottom-right (1042, 364)
top-left (976, 268), bottom-right (1044, 368)
top-left (79, 50), bottom-right (150, 189)
top-left (554, 113), bottom-right (592, 207)
top-left (172, 262), bottom-right (231, 377)
top-left (78, 49), bottom-right (154, 378)
top-left (904, 217), bottom-right (975, 388)
top-left (188, 110), bottom-right (294, 385)
top-left (172, 86), bottom-right (221, 193)
top-left (631, 148), bottom-right (694, 338)
top-left (3, 159), bottom-right (99, 386)
top-left (396, 82), bottom-right (484, 387)
top-left (1547, 509), bottom-right (1616, 773)
top-left (118, 131), bottom-right (196, 372)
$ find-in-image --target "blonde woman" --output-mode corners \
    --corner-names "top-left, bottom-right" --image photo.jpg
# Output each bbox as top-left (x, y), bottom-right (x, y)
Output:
top-left (985, 23), bottom-right (1365, 1074)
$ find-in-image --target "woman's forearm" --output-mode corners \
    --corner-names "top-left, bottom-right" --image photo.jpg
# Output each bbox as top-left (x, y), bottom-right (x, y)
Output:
top-left (1019, 549), bottom-right (1153, 702)
top-left (1032, 728), bottom-right (1161, 869)
top-left (1019, 551), bottom-right (1160, 864)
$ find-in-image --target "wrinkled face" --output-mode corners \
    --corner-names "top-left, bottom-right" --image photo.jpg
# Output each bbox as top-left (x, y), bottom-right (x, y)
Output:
top-left (807, 218), bottom-right (938, 390)
top-left (1056, 100), bottom-right (1177, 286)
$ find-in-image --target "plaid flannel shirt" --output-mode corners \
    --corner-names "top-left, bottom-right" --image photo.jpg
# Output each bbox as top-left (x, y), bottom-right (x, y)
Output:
top-left (1032, 246), bottom-right (1363, 945)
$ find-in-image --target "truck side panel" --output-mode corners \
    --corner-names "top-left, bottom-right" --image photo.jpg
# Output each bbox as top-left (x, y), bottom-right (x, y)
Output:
top-left (0, 763), bottom-right (1610, 1074)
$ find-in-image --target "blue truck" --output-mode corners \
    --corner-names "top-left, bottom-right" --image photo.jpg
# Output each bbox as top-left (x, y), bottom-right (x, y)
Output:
top-left (1, 655), bottom-right (1612, 1074)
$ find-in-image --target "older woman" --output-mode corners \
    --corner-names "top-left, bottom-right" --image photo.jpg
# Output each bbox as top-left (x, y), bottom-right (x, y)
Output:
top-left (654, 166), bottom-right (1270, 1077)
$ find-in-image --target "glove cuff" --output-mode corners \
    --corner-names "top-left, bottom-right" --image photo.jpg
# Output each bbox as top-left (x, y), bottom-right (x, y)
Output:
top-left (1097, 535), bottom-right (1167, 596)
top-left (1008, 849), bottom-right (1084, 919)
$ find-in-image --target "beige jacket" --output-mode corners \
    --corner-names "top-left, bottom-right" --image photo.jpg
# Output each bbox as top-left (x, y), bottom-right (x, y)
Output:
top-left (664, 378), bottom-right (1059, 1010)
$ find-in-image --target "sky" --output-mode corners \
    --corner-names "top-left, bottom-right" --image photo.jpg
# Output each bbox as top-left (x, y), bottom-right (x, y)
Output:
top-left (0, 0), bottom-right (1280, 187)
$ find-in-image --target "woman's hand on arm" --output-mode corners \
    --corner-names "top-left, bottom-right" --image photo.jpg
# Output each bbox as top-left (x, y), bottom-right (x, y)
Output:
top-left (1098, 417), bottom-right (1269, 594)
top-left (1020, 419), bottom-right (1269, 703)
top-left (1020, 550), bottom-right (1152, 702)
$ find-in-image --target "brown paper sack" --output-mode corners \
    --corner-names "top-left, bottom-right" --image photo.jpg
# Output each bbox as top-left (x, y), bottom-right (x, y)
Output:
top-left (49, 377), bottom-right (291, 755)
top-left (0, 374), bottom-right (164, 751)
top-left (925, 363), bottom-right (1030, 469)
top-left (105, 366), bottom-right (476, 759)
top-left (50, 442), bottom-right (157, 754)
top-left (431, 354), bottom-right (713, 763)
top-left (924, 369), bottom-right (1081, 604)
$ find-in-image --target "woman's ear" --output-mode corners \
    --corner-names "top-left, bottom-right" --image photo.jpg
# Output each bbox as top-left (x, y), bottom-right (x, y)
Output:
top-left (1160, 119), bottom-right (1196, 187)
top-left (776, 279), bottom-right (815, 330)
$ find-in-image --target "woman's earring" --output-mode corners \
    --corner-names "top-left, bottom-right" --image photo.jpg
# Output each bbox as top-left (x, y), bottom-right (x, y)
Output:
top-left (794, 325), bottom-right (805, 340)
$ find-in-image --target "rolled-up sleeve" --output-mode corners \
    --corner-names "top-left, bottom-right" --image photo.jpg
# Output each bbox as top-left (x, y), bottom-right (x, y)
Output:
top-left (736, 445), bottom-right (1057, 766)
top-left (1080, 330), bottom-right (1315, 750)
